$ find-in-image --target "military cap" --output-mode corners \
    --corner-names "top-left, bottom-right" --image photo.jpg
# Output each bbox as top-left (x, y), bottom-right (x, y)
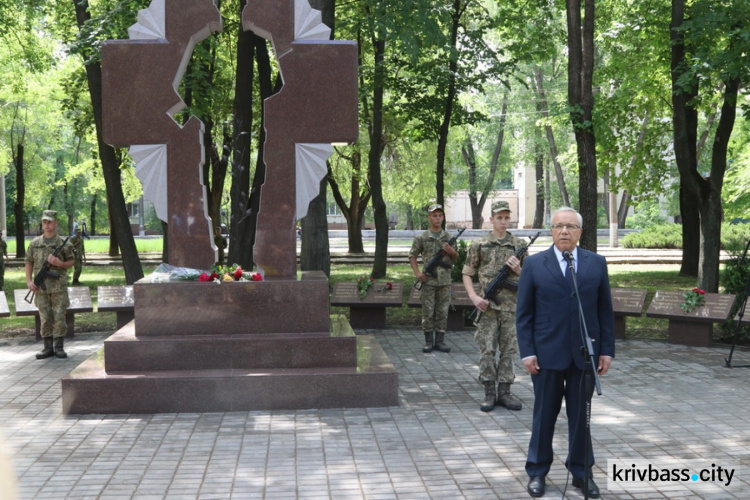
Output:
top-left (491, 201), bottom-right (512, 214)
top-left (427, 204), bottom-right (444, 213)
top-left (41, 210), bottom-right (57, 221)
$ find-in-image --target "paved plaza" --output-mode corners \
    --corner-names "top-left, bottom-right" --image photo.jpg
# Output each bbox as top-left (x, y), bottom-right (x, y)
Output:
top-left (0, 328), bottom-right (748, 499)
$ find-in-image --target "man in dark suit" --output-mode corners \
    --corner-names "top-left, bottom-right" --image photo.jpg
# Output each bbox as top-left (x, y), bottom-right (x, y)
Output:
top-left (516, 207), bottom-right (615, 498)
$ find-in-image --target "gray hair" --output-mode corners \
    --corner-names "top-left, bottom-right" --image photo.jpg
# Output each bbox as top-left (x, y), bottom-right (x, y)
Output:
top-left (551, 206), bottom-right (583, 227)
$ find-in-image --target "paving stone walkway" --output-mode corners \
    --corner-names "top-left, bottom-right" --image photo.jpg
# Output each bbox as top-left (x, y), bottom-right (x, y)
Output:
top-left (0, 329), bottom-right (748, 499)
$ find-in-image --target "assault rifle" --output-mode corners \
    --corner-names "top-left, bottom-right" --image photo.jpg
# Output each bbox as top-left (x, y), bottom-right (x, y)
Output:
top-left (24, 236), bottom-right (70, 304)
top-left (468, 231), bottom-right (540, 324)
top-left (414, 227), bottom-right (466, 291)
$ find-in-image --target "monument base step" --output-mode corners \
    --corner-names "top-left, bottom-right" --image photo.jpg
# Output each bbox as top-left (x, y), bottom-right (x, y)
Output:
top-left (103, 319), bottom-right (357, 372)
top-left (62, 334), bottom-right (398, 414)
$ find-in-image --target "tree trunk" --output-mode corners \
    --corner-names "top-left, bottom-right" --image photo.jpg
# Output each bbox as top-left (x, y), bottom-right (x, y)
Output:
top-left (300, 176), bottom-right (331, 277)
top-left (328, 154), bottom-right (369, 253)
top-left (535, 67), bottom-right (570, 207)
top-left (228, 0), bottom-right (256, 269)
top-left (89, 194), bottom-right (97, 236)
top-left (617, 191), bottom-right (631, 228)
top-left (434, 0), bottom-right (463, 210)
top-left (369, 38), bottom-right (388, 278)
top-left (533, 130), bottom-right (545, 229)
top-left (567, 0), bottom-right (598, 251)
top-left (13, 144), bottom-right (25, 258)
top-left (671, 0), bottom-right (701, 277)
top-left (699, 77), bottom-right (740, 292)
top-left (72, 0), bottom-right (143, 284)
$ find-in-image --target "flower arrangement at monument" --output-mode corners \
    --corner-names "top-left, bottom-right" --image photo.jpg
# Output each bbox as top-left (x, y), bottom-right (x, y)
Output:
top-left (378, 282), bottom-right (393, 293)
top-left (198, 264), bottom-right (263, 283)
top-left (357, 275), bottom-right (374, 299)
top-left (681, 288), bottom-right (706, 313)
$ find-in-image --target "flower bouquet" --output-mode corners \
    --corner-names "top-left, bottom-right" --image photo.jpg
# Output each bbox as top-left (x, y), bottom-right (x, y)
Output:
top-left (199, 263), bottom-right (263, 283)
top-left (681, 288), bottom-right (705, 313)
top-left (357, 275), bottom-right (374, 299)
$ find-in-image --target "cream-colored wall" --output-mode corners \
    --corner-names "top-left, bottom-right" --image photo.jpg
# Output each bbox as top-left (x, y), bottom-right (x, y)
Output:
top-left (444, 189), bottom-right (519, 229)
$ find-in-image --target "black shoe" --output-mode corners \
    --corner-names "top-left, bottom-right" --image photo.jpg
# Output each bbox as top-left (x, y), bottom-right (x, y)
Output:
top-left (572, 477), bottom-right (600, 498)
top-left (527, 476), bottom-right (545, 497)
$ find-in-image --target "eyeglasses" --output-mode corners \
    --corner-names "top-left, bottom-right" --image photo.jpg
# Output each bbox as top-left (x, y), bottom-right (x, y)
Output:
top-left (550, 223), bottom-right (581, 231)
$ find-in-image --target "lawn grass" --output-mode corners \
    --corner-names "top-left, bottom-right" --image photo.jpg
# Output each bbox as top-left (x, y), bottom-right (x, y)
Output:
top-left (1, 261), bottom-right (740, 344)
top-left (4, 237), bottom-right (164, 254)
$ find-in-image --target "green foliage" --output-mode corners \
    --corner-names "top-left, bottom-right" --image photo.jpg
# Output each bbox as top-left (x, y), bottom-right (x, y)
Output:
top-left (621, 224), bottom-right (682, 249)
top-left (450, 239), bottom-right (468, 283)
top-left (626, 198), bottom-right (669, 229)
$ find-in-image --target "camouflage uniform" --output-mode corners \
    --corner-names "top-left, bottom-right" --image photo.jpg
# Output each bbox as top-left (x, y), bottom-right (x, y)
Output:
top-left (409, 229), bottom-right (456, 333)
top-left (70, 234), bottom-right (84, 283)
top-left (25, 235), bottom-right (75, 339)
top-left (463, 232), bottom-right (527, 384)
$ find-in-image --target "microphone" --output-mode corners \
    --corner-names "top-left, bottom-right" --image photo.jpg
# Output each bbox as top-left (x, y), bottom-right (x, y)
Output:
top-left (562, 250), bottom-right (574, 263)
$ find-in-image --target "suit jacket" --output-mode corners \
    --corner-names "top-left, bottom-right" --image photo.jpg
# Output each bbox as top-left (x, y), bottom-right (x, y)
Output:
top-left (516, 245), bottom-right (615, 371)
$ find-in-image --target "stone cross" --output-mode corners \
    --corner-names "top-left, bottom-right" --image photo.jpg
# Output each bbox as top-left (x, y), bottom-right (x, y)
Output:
top-left (244, 0), bottom-right (358, 278)
top-left (101, 0), bottom-right (222, 269)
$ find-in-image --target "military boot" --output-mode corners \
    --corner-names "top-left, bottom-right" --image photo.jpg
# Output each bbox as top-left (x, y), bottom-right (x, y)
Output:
top-left (433, 331), bottom-right (451, 353)
top-left (422, 332), bottom-right (434, 353)
top-left (54, 337), bottom-right (68, 359)
top-left (480, 381), bottom-right (496, 412)
top-left (497, 382), bottom-right (522, 410)
top-left (36, 337), bottom-right (55, 359)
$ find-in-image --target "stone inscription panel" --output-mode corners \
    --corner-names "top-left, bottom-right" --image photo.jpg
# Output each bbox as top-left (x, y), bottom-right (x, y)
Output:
top-left (611, 288), bottom-right (647, 316)
top-left (68, 287), bottom-right (94, 311)
top-left (646, 290), bottom-right (735, 322)
top-left (0, 292), bottom-right (9, 317)
top-left (97, 286), bottom-right (134, 311)
top-left (331, 282), bottom-right (404, 307)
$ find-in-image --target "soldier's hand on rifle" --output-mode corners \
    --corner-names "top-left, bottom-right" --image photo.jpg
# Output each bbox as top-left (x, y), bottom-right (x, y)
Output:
top-left (27, 279), bottom-right (39, 292)
top-left (415, 271), bottom-right (428, 283)
top-left (441, 242), bottom-right (458, 259)
top-left (469, 294), bottom-right (489, 312)
top-left (506, 255), bottom-right (522, 276)
top-left (47, 254), bottom-right (64, 267)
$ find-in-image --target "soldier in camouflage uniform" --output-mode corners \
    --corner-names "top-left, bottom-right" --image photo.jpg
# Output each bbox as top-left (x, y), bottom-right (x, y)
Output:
top-left (463, 200), bottom-right (525, 412)
top-left (25, 210), bottom-right (75, 359)
top-left (409, 204), bottom-right (459, 353)
top-left (70, 227), bottom-right (86, 285)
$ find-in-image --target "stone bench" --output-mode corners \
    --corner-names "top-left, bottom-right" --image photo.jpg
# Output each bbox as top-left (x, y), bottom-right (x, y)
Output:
top-left (330, 281), bottom-right (404, 329)
top-left (611, 288), bottom-right (648, 339)
top-left (407, 283), bottom-right (479, 331)
top-left (0, 292), bottom-right (9, 318)
top-left (96, 285), bottom-right (134, 329)
top-left (14, 287), bottom-right (94, 341)
top-left (646, 290), bottom-right (736, 347)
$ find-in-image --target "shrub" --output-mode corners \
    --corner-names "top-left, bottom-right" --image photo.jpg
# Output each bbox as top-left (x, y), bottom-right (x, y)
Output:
top-left (621, 224), bottom-right (682, 248)
top-left (451, 239), bottom-right (468, 283)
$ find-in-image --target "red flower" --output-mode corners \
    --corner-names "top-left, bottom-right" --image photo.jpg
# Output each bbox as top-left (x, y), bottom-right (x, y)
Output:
top-left (692, 288), bottom-right (706, 295)
top-left (252, 273), bottom-right (263, 282)
top-left (198, 273), bottom-right (211, 282)
top-left (233, 267), bottom-right (244, 280)
top-left (369, 277), bottom-right (374, 282)
top-left (210, 272), bottom-right (219, 280)
top-left (386, 282), bottom-right (393, 290)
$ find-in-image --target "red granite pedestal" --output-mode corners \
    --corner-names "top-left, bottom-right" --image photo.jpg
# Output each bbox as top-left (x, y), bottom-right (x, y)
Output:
top-left (62, 271), bottom-right (398, 414)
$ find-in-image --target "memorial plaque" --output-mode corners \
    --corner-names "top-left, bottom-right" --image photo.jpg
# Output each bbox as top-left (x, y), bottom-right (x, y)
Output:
top-left (98, 286), bottom-right (135, 329)
top-left (646, 290), bottom-right (735, 322)
top-left (331, 282), bottom-right (404, 307)
top-left (97, 286), bottom-right (135, 311)
top-left (68, 287), bottom-right (94, 312)
top-left (0, 292), bottom-right (9, 318)
top-left (646, 290), bottom-right (736, 347)
top-left (13, 289), bottom-right (37, 316)
top-left (611, 288), bottom-right (648, 316)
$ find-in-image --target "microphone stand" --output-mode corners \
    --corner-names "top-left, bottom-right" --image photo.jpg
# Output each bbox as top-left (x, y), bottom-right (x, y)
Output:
top-left (565, 253), bottom-right (601, 500)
